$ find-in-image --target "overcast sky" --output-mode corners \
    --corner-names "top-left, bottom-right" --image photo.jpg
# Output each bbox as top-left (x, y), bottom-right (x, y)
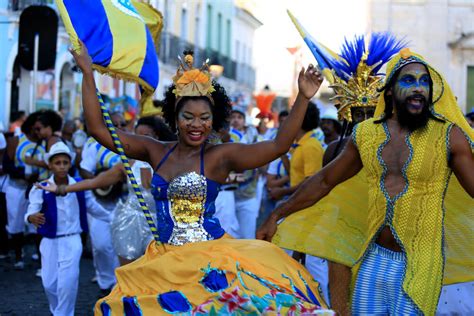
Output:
top-left (253, 0), bottom-right (368, 96)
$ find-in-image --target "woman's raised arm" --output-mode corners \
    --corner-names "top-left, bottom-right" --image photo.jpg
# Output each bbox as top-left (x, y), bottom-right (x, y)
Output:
top-left (220, 65), bottom-right (323, 172)
top-left (70, 42), bottom-right (164, 164)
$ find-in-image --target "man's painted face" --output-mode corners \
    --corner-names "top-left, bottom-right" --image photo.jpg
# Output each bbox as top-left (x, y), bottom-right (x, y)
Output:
top-left (393, 63), bottom-right (430, 115)
top-left (389, 63), bottom-right (432, 131)
top-left (351, 106), bottom-right (375, 124)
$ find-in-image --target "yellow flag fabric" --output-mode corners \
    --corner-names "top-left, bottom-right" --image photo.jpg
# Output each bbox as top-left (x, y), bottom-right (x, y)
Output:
top-left (55, 0), bottom-right (159, 93)
top-left (273, 171), bottom-right (369, 267)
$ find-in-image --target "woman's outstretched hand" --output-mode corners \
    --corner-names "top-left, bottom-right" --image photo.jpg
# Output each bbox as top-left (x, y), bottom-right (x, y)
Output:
top-left (69, 40), bottom-right (93, 74)
top-left (298, 64), bottom-right (324, 100)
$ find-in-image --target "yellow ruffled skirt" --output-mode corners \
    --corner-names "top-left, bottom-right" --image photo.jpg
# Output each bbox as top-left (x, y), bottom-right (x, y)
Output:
top-left (94, 236), bottom-right (333, 315)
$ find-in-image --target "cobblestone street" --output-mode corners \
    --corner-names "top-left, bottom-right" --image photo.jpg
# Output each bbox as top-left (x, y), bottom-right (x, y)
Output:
top-left (0, 243), bottom-right (102, 316)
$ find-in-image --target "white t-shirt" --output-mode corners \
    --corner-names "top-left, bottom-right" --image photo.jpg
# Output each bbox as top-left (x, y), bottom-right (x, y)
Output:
top-left (267, 154), bottom-right (290, 177)
top-left (80, 139), bottom-right (99, 174)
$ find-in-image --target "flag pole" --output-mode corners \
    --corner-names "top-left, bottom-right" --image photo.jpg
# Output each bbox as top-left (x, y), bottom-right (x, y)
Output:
top-left (96, 89), bottom-right (161, 245)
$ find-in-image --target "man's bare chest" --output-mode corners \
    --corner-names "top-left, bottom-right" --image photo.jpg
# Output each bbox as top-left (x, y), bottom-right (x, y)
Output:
top-left (381, 132), bottom-right (410, 174)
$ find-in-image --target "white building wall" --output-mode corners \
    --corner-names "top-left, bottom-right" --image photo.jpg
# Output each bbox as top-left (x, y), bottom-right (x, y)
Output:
top-left (0, 0), bottom-right (263, 126)
top-left (367, 0), bottom-right (474, 113)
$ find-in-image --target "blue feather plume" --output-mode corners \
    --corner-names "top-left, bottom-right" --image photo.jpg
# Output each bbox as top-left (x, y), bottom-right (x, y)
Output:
top-left (332, 32), bottom-right (407, 82)
top-left (367, 32), bottom-right (407, 74)
top-left (333, 35), bottom-right (366, 81)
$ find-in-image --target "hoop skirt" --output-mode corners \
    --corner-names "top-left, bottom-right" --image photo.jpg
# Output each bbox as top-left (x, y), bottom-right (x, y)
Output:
top-left (95, 236), bottom-right (333, 315)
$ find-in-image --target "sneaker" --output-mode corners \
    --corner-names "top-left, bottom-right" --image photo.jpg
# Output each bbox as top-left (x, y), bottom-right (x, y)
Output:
top-left (91, 275), bottom-right (98, 283)
top-left (35, 268), bottom-right (42, 278)
top-left (31, 253), bottom-right (39, 261)
top-left (13, 261), bottom-right (25, 270)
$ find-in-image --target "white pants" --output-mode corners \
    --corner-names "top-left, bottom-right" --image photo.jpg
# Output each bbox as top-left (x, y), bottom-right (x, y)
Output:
top-left (436, 281), bottom-right (474, 315)
top-left (89, 216), bottom-right (118, 290)
top-left (0, 175), bottom-right (8, 193)
top-left (5, 180), bottom-right (28, 234)
top-left (214, 190), bottom-right (239, 237)
top-left (235, 196), bottom-right (260, 239)
top-left (305, 255), bottom-right (330, 305)
top-left (255, 176), bottom-right (265, 210)
top-left (282, 250), bottom-right (330, 305)
top-left (40, 234), bottom-right (82, 316)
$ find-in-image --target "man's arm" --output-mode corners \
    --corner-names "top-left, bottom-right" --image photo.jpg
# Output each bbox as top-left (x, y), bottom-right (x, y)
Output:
top-left (449, 126), bottom-right (474, 197)
top-left (257, 140), bottom-right (363, 241)
top-left (24, 156), bottom-right (48, 169)
top-left (267, 182), bottom-right (299, 200)
top-left (266, 174), bottom-right (290, 189)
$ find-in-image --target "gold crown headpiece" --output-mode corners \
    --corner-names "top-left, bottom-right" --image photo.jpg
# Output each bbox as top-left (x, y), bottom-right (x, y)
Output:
top-left (326, 33), bottom-right (407, 122)
top-left (329, 52), bottom-right (383, 122)
top-left (172, 50), bottom-right (215, 106)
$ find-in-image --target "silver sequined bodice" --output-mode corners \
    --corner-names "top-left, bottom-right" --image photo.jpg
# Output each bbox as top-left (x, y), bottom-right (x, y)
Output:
top-left (167, 171), bottom-right (211, 245)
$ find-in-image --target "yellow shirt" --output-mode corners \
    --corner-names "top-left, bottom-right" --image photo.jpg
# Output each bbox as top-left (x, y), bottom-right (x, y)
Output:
top-left (290, 130), bottom-right (324, 187)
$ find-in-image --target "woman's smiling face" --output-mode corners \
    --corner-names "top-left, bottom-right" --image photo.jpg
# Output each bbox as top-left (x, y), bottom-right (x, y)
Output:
top-left (176, 99), bottom-right (213, 146)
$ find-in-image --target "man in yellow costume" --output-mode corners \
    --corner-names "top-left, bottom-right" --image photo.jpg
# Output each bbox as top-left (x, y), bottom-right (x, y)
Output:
top-left (259, 47), bottom-right (474, 315)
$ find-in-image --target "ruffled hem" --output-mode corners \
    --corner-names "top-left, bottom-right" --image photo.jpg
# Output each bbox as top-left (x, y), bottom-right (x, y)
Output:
top-left (95, 236), bottom-right (333, 315)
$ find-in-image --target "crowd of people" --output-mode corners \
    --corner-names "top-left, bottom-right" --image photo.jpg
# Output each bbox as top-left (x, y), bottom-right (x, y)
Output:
top-left (0, 37), bottom-right (473, 315)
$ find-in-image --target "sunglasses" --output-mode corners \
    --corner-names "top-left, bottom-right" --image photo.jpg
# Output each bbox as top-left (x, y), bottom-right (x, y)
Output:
top-left (114, 122), bottom-right (127, 128)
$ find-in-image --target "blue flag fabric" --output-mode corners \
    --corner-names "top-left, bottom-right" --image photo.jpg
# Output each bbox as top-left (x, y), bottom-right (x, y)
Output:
top-left (55, 0), bottom-right (159, 93)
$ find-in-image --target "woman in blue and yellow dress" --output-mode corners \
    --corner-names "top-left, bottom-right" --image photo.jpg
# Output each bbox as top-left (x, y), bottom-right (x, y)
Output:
top-left (72, 45), bottom-right (333, 315)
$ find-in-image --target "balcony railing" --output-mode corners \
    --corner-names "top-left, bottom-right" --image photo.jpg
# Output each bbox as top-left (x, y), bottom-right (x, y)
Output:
top-left (159, 32), bottom-right (255, 88)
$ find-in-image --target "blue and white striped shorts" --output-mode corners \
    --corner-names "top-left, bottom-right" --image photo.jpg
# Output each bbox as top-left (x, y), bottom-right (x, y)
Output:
top-left (352, 243), bottom-right (421, 315)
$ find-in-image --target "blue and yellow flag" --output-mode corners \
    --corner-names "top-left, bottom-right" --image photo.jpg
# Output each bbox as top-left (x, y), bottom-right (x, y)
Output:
top-left (287, 10), bottom-right (344, 84)
top-left (55, 0), bottom-right (159, 93)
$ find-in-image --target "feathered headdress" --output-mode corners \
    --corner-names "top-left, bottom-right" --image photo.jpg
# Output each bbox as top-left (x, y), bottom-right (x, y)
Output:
top-left (287, 10), bottom-right (406, 122)
top-left (172, 50), bottom-right (215, 106)
top-left (330, 33), bottom-right (407, 122)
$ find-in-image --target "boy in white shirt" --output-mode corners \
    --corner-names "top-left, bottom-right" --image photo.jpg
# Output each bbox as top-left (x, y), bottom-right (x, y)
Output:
top-left (25, 142), bottom-right (110, 316)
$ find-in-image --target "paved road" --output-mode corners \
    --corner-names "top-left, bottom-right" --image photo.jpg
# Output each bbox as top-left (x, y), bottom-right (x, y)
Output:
top-left (0, 243), bottom-right (103, 316)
